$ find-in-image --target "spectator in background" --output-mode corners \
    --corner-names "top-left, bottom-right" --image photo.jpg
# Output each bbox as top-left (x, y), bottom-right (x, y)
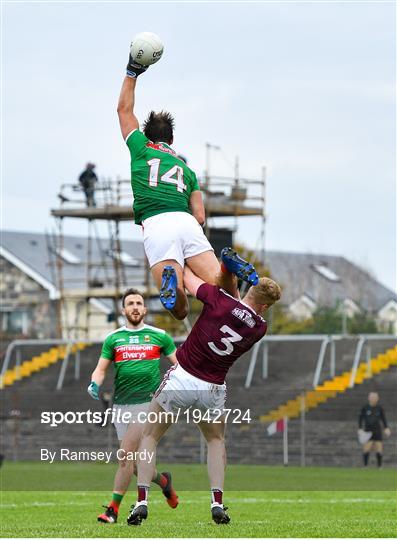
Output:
top-left (177, 154), bottom-right (187, 164)
top-left (358, 392), bottom-right (391, 468)
top-left (79, 163), bottom-right (98, 207)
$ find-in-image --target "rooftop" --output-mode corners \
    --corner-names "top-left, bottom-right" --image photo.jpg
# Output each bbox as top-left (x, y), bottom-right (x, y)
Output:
top-left (1, 230), bottom-right (396, 314)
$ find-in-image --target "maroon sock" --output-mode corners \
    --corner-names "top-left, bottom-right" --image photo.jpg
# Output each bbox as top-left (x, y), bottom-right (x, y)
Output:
top-left (220, 263), bottom-right (228, 273)
top-left (137, 485), bottom-right (149, 503)
top-left (211, 489), bottom-right (223, 505)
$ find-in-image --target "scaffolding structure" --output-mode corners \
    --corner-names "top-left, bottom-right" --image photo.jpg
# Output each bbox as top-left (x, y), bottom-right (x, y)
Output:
top-left (49, 159), bottom-right (266, 338)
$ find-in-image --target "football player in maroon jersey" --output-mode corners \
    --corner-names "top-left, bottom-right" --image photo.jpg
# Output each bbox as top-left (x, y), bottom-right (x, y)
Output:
top-left (127, 248), bottom-right (281, 526)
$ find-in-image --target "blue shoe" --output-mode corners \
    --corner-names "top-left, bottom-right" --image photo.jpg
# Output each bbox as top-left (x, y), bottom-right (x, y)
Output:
top-left (159, 266), bottom-right (177, 310)
top-left (221, 247), bottom-right (259, 286)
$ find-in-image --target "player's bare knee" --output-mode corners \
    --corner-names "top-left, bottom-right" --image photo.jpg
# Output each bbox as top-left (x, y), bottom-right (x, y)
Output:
top-left (118, 456), bottom-right (134, 470)
top-left (140, 432), bottom-right (160, 449)
top-left (205, 432), bottom-right (225, 445)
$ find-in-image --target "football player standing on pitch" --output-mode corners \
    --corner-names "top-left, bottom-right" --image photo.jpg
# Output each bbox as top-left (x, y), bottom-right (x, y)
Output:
top-left (126, 248), bottom-right (281, 526)
top-left (117, 50), bottom-right (222, 320)
top-left (87, 288), bottom-right (179, 523)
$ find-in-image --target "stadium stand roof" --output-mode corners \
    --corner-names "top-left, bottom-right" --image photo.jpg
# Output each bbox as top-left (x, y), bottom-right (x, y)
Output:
top-left (1, 230), bottom-right (396, 315)
top-left (262, 250), bottom-right (396, 314)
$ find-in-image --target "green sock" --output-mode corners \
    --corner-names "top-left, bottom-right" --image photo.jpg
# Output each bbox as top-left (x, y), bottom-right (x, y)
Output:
top-left (111, 492), bottom-right (124, 509)
top-left (153, 472), bottom-right (166, 488)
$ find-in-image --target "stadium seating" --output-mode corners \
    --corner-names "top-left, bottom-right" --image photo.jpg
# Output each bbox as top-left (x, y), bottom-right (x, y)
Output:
top-left (260, 346), bottom-right (397, 422)
top-left (1, 339), bottom-right (396, 467)
top-left (0, 343), bottom-right (88, 389)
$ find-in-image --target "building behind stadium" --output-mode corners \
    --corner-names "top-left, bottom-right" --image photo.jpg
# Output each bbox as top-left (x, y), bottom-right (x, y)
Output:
top-left (1, 230), bottom-right (396, 340)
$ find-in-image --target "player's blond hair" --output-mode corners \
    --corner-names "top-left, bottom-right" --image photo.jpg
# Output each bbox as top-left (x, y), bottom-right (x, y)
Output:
top-left (248, 277), bottom-right (281, 307)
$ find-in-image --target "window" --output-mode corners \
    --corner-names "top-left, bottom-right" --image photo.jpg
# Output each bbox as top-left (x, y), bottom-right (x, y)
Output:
top-left (312, 264), bottom-right (340, 282)
top-left (340, 298), bottom-right (361, 317)
top-left (119, 251), bottom-right (139, 266)
top-left (289, 294), bottom-right (317, 320)
top-left (55, 248), bottom-right (81, 264)
top-left (1, 310), bottom-right (30, 334)
top-left (108, 250), bottom-right (139, 267)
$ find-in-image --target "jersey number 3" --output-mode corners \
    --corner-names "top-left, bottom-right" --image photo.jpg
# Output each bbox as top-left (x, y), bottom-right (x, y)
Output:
top-left (147, 158), bottom-right (187, 193)
top-left (208, 325), bottom-right (243, 356)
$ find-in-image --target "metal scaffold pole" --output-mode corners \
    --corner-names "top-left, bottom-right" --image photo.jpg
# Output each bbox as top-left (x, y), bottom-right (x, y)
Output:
top-left (56, 217), bottom-right (65, 338)
top-left (112, 219), bottom-right (123, 328)
top-left (50, 162), bottom-right (266, 338)
top-left (85, 219), bottom-right (93, 340)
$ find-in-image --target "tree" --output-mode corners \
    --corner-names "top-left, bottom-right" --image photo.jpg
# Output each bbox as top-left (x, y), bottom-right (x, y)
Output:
top-left (271, 303), bottom-right (380, 335)
top-left (270, 303), bottom-right (313, 335)
top-left (347, 312), bottom-right (378, 334)
top-left (309, 305), bottom-right (345, 334)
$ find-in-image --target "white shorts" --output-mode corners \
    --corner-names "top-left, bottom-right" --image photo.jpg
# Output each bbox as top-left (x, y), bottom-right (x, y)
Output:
top-left (142, 211), bottom-right (213, 268)
top-left (154, 364), bottom-right (226, 418)
top-left (112, 402), bottom-right (151, 440)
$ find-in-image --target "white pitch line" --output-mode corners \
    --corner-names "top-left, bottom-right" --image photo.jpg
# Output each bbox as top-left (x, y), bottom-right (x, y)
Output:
top-left (223, 497), bottom-right (397, 504)
top-left (0, 497), bottom-right (394, 508)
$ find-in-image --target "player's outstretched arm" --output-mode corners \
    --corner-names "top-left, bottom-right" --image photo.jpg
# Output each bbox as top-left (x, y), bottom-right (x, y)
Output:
top-left (216, 265), bottom-right (240, 299)
top-left (117, 77), bottom-right (140, 140)
top-left (117, 50), bottom-right (149, 139)
top-left (183, 265), bottom-right (205, 297)
top-left (88, 357), bottom-right (111, 399)
top-left (189, 191), bottom-right (206, 225)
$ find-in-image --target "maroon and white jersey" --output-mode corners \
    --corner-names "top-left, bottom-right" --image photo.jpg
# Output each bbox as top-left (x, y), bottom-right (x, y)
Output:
top-left (176, 284), bottom-right (267, 384)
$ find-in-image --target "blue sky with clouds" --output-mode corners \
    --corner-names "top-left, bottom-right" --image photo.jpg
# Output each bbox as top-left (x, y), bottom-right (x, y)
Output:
top-left (2, 1), bottom-right (396, 290)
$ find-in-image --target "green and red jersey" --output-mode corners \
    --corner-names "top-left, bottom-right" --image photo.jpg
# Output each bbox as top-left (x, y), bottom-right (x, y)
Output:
top-left (126, 129), bottom-right (200, 224)
top-left (100, 324), bottom-right (176, 405)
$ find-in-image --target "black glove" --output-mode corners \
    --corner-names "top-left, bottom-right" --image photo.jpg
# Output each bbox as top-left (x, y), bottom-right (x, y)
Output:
top-left (126, 53), bottom-right (148, 79)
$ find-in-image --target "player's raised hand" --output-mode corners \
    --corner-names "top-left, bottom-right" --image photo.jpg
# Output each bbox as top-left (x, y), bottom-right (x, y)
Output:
top-left (126, 52), bottom-right (148, 79)
top-left (87, 381), bottom-right (100, 400)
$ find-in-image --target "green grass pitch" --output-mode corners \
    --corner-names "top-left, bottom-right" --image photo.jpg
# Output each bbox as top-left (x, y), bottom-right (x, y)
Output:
top-left (1, 463), bottom-right (396, 537)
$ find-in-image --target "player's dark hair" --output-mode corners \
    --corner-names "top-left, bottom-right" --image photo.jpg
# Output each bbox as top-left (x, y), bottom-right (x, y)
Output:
top-left (121, 288), bottom-right (145, 307)
top-left (143, 110), bottom-right (174, 144)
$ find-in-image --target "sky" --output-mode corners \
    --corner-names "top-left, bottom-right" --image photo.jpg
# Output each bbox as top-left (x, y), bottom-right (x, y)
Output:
top-left (2, 1), bottom-right (396, 291)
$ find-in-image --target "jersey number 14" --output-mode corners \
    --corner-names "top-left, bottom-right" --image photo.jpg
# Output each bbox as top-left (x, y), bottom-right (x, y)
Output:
top-left (147, 158), bottom-right (187, 193)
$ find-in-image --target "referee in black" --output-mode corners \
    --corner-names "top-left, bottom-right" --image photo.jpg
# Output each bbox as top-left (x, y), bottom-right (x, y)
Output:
top-left (358, 392), bottom-right (391, 468)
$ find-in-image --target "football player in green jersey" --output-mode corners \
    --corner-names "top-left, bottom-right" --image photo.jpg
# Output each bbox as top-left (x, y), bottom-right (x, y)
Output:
top-left (117, 51), bottom-right (220, 320)
top-left (87, 288), bottom-right (178, 523)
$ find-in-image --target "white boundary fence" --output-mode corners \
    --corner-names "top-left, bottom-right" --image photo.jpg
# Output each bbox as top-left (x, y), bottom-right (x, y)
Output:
top-left (244, 334), bottom-right (397, 390)
top-left (2, 334), bottom-right (396, 392)
top-left (1, 335), bottom-right (396, 466)
top-left (0, 339), bottom-right (102, 390)
top-left (2, 334), bottom-right (396, 391)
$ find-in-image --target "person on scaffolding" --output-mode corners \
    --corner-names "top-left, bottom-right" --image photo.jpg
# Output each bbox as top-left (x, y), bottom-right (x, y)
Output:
top-left (78, 162), bottom-right (98, 207)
